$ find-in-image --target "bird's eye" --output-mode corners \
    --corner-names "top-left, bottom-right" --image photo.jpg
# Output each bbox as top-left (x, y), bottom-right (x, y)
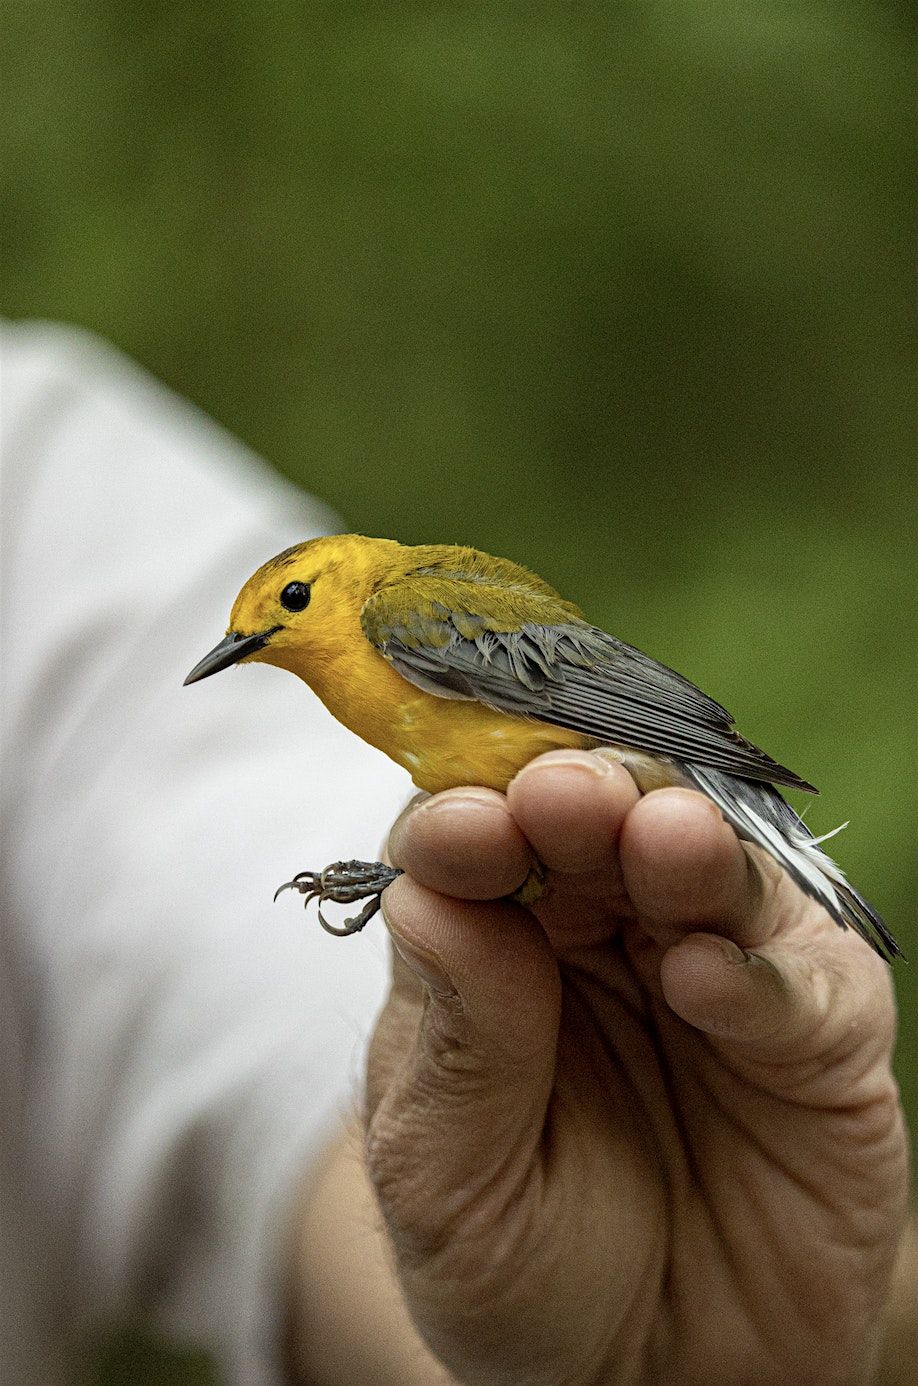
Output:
top-left (280, 581), bottom-right (312, 612)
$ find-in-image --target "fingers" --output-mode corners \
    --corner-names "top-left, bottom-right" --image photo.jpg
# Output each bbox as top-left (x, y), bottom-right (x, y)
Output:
top-left (387, 756), bottom-right (780, 957)
top-left (507, 750), bottom-right (641, 875)
top-left (619, 787), bottom-right (780, 949)
top-left (365, 874), bottom-right (559, 1267)
top-left (388, 787), bottom-right (533, 899)
top-left (388, 751), bottom-right (641, 907)
top-left (385, 758), bottom-right (887, 1080)
top-left (658, 924), bottom-right (897, 1090)
top-left (659, 931), bottom-right (809, 1050)
top-left (615, 787), bottom-right (898, 1081)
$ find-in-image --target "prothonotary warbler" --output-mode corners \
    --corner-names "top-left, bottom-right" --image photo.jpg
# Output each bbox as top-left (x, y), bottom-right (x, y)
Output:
top-left (184, 534), bottom-right (900, 961)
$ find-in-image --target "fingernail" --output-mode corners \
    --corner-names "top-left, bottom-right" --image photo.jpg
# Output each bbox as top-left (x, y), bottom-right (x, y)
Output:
top-left (389, 932), bottom-right (456, 996)
top-left (591, 746), bottom-right (681, 793)
top-left (710, 938), bottom-right (772, 972)
top-left (661, 787), bottom-right (723, 821)
top-left (513, 751), bottom-right (611, 782)
top-left (388, 789), bottom-right (499, 864)
top-left (417, 788), bottom-right (503, 812)
top-left (714, 937), bottom-right (749, 965)
top-left (592, 748), bottom-right (626, 766)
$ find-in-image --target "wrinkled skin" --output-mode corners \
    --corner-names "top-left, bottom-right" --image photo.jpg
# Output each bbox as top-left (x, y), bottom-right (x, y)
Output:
top-left (364, 750), bottom-right (909, 1386)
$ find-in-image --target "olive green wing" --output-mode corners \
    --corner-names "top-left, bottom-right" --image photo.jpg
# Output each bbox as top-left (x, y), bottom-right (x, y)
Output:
top-left (360, 571), bottom-right (816, 792)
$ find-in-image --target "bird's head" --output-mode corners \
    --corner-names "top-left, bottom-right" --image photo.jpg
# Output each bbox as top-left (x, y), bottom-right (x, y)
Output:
top-left (184, 533), bottom-right (402, 686)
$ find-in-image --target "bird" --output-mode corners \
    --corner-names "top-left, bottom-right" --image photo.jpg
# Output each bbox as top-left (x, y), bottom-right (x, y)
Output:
top-left (184, 534), bottom-right (900, 961)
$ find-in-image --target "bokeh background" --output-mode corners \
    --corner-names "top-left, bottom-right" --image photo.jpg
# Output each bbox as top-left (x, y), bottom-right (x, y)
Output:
top-left (3, 2), bottom-right (915, 1381)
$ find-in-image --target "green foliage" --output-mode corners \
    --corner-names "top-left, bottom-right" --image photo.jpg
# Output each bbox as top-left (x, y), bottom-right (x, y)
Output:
top-left (3, 6), bottom-right (915, 1375)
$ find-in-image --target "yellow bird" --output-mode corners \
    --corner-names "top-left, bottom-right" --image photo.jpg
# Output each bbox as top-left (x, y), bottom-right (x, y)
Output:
top-left (184, 534), bottom-right (899, 961)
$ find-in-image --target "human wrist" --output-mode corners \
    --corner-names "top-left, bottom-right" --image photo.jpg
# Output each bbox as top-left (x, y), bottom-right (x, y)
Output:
top-left (286, 1129), bottom-right (457, 1386)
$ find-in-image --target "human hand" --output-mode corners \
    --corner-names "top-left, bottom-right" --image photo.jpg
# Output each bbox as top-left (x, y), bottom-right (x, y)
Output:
top-left (364, 750), bottom-right (909, 1385)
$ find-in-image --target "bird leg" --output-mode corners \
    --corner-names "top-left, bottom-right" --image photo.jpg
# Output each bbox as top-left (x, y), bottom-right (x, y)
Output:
top-left (274, 859), bottom-right (403, 936)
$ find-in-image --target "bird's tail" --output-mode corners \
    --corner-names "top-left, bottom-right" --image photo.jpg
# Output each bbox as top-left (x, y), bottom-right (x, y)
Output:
top-left (683, 764), bottom-right (902, 964)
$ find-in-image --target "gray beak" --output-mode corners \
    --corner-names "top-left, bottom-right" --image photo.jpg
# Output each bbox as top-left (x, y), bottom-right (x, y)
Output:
top-left (183, 627), bottom-right (281, 685)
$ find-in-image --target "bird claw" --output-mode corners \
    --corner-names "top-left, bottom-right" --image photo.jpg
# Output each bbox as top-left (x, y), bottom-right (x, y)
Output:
top-left (274, 859), bottom-right (403, 936)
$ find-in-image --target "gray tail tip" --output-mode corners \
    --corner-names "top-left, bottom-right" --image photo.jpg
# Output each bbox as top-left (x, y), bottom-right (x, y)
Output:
top-left (837, 883), bottom-right (904, 965)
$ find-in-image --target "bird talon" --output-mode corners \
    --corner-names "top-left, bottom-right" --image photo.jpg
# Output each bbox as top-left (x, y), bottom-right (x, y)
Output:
top-left (274, 859), bottom-right (402, 937)
top-left (273, 873), bottom-right (319, 903)
top-left (315, 895), bottom-right (382, 937)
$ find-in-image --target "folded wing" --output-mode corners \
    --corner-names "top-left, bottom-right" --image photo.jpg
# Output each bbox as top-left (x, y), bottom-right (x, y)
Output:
top-left (361, 571), bottom-right (816, 793)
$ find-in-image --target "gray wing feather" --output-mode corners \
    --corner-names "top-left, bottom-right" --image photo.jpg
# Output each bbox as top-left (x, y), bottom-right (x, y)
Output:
top-left (364, 598), bottom-right (816, 793)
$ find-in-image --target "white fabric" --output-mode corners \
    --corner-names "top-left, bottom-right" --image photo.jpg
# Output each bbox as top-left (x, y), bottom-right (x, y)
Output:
top-left (0, 322), bottom-right (411, 1385)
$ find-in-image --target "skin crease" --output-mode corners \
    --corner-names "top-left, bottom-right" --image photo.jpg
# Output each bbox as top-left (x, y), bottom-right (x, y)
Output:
top-left (354, 751), bottom-right (910, 1386)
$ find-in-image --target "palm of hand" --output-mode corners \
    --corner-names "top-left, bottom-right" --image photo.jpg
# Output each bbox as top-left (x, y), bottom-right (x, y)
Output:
top-left (366, 752), bottom-right (907, 1386)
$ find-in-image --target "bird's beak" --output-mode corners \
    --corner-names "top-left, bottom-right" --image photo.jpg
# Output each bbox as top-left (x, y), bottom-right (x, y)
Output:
top-left (183, 627), bottom-right (282, 685)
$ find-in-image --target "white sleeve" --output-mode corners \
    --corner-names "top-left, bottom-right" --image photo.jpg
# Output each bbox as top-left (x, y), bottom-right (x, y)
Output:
top-left (0, 322), bottom-right (411, 1385)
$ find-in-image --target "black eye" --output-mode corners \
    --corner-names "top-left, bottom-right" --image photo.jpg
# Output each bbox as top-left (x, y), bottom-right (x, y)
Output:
top-left (280, 581), bottom-right (311, 612)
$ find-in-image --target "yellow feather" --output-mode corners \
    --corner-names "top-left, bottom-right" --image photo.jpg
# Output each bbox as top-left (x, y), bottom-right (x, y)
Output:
top-left (228, 534), bottom-right (588, 793)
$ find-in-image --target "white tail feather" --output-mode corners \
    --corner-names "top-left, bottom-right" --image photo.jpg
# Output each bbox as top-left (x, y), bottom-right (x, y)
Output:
top-left (676, 764), bottom-right (901, 960)
top-left (686, 767), bottom-right (846, 913)
top-left (809, 821), bottom-right (849, 847)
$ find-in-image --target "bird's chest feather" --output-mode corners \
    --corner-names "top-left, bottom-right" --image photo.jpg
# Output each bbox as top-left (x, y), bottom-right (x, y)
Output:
top-left (307, 635), bottom-right (586, 794)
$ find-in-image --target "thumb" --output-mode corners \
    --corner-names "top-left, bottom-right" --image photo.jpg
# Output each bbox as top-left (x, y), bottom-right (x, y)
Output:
top-left (365, 875), bottom-right (559, 1267)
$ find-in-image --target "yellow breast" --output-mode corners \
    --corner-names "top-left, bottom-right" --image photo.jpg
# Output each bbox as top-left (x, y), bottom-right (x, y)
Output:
top-left (386, 693), bottom-right (589, 794)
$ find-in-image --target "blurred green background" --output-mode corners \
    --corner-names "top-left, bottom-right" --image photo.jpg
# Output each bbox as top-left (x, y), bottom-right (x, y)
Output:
top-left (3, 2), bottom-right (915, 1381)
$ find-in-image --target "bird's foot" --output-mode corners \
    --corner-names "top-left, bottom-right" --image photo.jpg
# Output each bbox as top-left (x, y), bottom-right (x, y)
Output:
top-left (274, 859), bottom-right (403, 936)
